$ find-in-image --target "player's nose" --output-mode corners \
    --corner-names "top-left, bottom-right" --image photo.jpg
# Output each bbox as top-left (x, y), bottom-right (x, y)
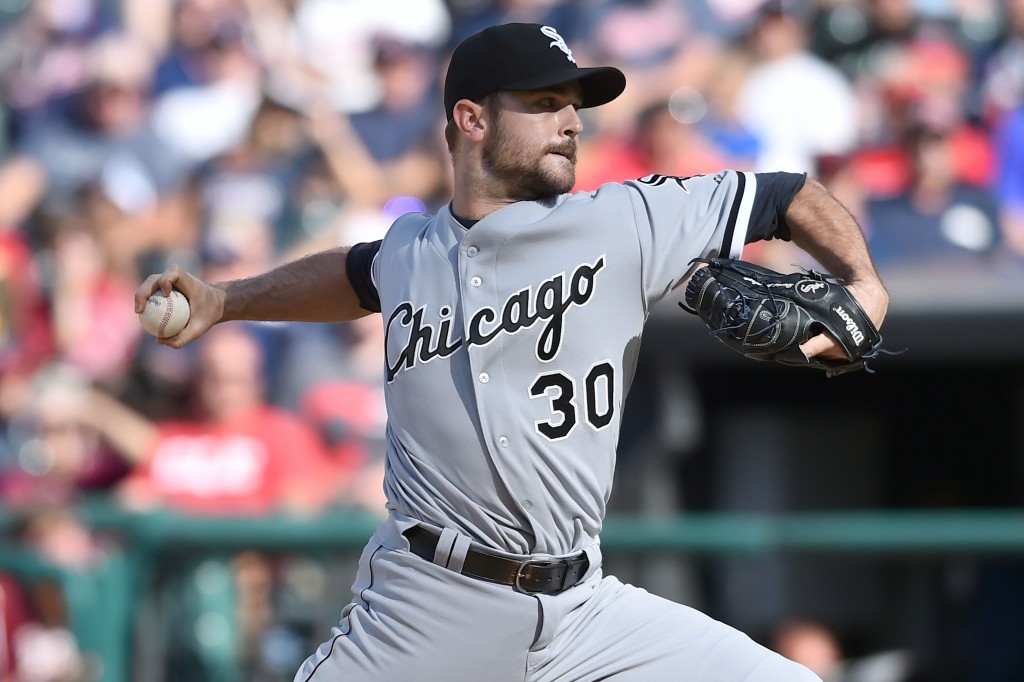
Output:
top-left (561, 105), bottom-right (583, 137)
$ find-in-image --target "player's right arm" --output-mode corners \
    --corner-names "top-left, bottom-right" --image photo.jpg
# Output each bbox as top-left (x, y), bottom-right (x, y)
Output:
top-left (134, 246), bottom-right (374, 348)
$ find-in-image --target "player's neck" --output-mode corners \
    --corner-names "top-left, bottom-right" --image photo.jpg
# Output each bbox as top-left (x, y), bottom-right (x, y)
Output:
top-left (451, 182), bottom-right (517, 222)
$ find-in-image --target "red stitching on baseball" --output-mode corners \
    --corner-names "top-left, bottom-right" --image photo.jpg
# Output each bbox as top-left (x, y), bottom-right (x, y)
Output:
top-left (160, 295), bottom-right (174, 336)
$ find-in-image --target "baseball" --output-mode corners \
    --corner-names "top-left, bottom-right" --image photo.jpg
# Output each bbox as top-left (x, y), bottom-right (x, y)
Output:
top-left (140, 290), bottom-right (191, 338)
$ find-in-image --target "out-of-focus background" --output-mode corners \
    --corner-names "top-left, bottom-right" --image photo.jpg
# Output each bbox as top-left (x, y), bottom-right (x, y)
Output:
top-left (0, 0), bottom-right (1022, 680)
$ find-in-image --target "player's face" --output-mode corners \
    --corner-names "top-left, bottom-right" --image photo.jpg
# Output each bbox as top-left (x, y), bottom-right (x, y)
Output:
top-left (481, 85), bottom-right (584, 200)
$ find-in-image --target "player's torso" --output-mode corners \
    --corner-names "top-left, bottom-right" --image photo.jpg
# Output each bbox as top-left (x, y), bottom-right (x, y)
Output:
top-left (377, 192), bottom-right (647, 555)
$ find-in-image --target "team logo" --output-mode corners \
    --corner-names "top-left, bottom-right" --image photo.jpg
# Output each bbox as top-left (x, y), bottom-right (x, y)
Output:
top-left (795, 279), bottom-right (830, 301)
top-left (384, 256), bottom-right (607, 382)
top-left (541, 26), bottom-right (576, 64)
top-left (637, 174), bottom-right (696, 193)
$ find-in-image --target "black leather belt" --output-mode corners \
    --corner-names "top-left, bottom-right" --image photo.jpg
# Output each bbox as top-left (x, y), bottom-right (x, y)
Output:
top-left (403, 525), bottom-right (589, 595)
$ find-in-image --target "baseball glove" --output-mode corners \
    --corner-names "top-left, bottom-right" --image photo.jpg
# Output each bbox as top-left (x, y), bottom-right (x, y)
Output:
top-left (680, 258), bottom-right (883, 377)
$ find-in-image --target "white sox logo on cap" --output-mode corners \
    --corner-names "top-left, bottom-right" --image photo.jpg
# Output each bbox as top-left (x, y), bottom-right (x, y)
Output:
top-left (540, 26), bottom-right (576, 64)
top-left (442, 22), bottom-right (625, 121)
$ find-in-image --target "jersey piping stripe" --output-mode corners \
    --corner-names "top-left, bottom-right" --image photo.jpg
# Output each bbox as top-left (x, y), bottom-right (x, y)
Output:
top-left (301, 544), bottom-right (383, 682)
top-left (732, 172), bottom-right (757, 257)
top-left (719, 171), bottom-right (756, 259)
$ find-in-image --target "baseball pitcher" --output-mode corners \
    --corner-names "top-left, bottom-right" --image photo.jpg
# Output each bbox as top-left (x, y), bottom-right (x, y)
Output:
top-left (136, 22), bottom-right (888, 682)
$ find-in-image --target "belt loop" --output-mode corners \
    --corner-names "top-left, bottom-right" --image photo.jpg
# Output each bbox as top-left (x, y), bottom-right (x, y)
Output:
top-left (446, 534), bottom-right (472, 573)
top-left (433, 528), bottom-right (459, 566)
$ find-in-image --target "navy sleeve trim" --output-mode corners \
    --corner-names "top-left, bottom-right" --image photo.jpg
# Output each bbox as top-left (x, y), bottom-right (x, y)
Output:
top-left (346, 240), bottom-right (382, 313)
top-left (746, 172), bottom-right (807, 243)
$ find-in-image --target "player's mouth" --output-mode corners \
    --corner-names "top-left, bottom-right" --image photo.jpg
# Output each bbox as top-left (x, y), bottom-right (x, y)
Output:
top-left (548, 144), bottom-right (577, 164)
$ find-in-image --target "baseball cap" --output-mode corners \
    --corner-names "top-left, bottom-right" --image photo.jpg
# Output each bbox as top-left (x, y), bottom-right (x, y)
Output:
top-left (443, 23), bottom-right (626, 121)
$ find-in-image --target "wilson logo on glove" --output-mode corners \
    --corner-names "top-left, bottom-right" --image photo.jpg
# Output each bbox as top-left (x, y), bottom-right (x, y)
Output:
top-left (833, 305), bottom-right (865, 345)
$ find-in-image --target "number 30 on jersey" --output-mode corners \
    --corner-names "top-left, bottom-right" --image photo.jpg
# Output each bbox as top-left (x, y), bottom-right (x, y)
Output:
top-left (529, 361), bottom-right (615, 441)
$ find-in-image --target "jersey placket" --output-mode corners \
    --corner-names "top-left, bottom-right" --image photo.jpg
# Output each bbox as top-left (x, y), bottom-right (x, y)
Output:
top-left (457, 227), bottom-right (549, 530)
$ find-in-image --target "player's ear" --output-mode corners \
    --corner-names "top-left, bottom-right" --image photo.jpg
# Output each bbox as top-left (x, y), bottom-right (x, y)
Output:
top-left (452, 99), bottom-right (487, 141)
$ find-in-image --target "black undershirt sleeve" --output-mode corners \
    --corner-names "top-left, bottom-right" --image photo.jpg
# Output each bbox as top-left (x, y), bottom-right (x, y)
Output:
top-left (745, 172), bottom-right (807, 243)
top-left (345, 240), bottom-right (383, 313)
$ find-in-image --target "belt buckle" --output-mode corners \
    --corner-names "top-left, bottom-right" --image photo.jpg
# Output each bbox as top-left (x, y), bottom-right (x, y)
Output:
top-left (515, 557), bottom-right (556, 594)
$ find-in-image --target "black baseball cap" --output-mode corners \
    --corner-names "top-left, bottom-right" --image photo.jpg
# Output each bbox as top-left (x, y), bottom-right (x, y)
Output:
top-left (443, 23), bottom-right (626, 121)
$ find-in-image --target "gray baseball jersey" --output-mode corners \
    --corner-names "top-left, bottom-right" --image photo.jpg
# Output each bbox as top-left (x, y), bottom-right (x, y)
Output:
top-left (295, 170), bottom-right (821, 682)
top-left (358, 170), bottom-right (797, 556)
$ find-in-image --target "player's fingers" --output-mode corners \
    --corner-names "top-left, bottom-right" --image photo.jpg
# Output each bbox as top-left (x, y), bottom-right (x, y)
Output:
top-left (158, 281), bottom-right (226, 349)
top-left (134, 274), bottom-right (164, 314)
top-left (135, 266), bottom-right (196, 314)
top-left (799, 332), bottom-right (845, 361)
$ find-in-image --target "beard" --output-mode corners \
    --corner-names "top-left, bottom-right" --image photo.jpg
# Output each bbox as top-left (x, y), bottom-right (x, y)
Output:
top-left (481, 113), bottom-right (577, 201)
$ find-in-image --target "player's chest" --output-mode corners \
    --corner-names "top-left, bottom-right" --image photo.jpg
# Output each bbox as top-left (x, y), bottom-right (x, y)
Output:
top-left (381, 243), bottom-right (637, 383)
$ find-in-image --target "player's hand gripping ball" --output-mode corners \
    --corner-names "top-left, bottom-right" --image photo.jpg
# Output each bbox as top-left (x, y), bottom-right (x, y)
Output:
top-left (140, 290), bottom-right (190, 338)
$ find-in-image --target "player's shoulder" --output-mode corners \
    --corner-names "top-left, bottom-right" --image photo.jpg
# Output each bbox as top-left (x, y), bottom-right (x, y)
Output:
top-left (580, 171), bottom-right (742, 207)
top-left (625, 170), bottom-right (736, 192)
top-left (378, 210), bottom-right (437, 246)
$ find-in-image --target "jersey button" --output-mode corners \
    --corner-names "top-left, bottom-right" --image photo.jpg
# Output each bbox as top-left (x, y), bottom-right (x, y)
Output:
top-left (498, 436), bottom-right (509, 448)
top-left (471, 276), bottom-right (482, 287)
top-left (479, 372), bottom-right (489, 383)
top-left (467, 246), bottom-right (479, 257)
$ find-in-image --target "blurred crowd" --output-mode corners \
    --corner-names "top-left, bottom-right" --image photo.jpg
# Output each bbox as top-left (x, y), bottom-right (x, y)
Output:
top-left (0, 0), bottom-right (1022, 680)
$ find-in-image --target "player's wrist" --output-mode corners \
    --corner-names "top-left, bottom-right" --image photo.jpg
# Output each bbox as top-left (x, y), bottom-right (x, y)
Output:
top-left (211, 282), bottom-right (233, 324)
top-left (846, 277), bottom-right (889, 329)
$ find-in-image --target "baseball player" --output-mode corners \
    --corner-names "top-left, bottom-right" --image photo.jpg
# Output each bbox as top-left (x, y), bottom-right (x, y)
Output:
top-left (135, 23), bottom-right (889, 682)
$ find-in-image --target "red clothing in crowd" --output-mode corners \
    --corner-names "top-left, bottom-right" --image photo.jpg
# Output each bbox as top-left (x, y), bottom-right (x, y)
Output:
top-left (0, 572), bottom-right (33, 679)
top-left (127, 406), bottom-right (334, 515)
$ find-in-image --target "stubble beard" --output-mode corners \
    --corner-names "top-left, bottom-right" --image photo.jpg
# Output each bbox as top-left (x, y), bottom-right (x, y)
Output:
top-left (481, 115), bottom-right (577, 201)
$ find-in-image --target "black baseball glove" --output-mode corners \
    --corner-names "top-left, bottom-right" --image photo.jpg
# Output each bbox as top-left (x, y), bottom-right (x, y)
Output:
top-left (680, 258), bottom-right (883, 377)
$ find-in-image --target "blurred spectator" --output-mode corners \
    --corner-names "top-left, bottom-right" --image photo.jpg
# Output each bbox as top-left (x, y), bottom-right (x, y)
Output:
top-left (47, 218), bottom-right (146, 385)
top-left (634, 97), bottom-right (734, 177)
top-left (1, 363), bottom-right (130, 512)
top-left (0, 362), bottom-right (125, 617)
top-left (150, 14), bottom-right (264, 169)
top-left (254, 0), bottom-right (451, 115)
top-left (346, 37), bottom-right (449, 206)
top-left (736, 0), bottom-right (859, 174)
top-left (864, 124), bottom-right (1003, 273)
top-left (191, 93), bottom-right (320, 257)
top-left (818, 0), bottom-right (920, 77)
top-left (148, 0), bottom-right (249, 96)
top-left (0, 231), bottom-right (54, 417)
top-left (0, 571), bottom-right (89, 682)
top-left (78, 323), bottom-right (343, 517)
top-left (771, 618), bottom-right (914, 682)
top-left (772, 619), bottom-right (845, 681)
top-left (576, 93), bottom-right (734, 192)
top-left (298, 99), bottom-right (391, 213)
top-left (0, 570), bottom-right (34, 681)
top-left (274, 314), bottom-right (388, 514)
top-left (858, 29), bottom-right (995, 196)
top-left (0, 31), bottom-right (189, 245)
top-left (575, 0), bottom-right (726, 134)
top-left (576, 27), bottom-right (759, 191)
top-left (572, 126), bottom-right (650, 192)
top-left (0, 363), bottom-right (115, 682)
top-left (0, 0), bottom-right (121, 141)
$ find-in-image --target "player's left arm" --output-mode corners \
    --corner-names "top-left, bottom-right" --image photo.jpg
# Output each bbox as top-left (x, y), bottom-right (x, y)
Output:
top-left (784, 177), bottom-right (889, 360)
